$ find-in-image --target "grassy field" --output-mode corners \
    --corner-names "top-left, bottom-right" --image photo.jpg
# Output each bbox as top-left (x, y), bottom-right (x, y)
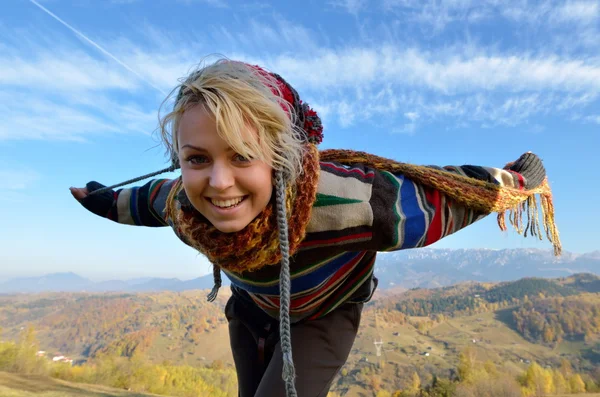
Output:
top-left (146, 321), bottom-right (234, 367)
top-left (2, 370), bottom-right (599, 397)
top-left (0, 372), bottom-right (161, 397)
top-left (331, 308), bottom-right (597, 395)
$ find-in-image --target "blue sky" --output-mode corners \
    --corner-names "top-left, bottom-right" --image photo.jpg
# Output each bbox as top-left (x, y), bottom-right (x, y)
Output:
top-left (1, 0), bottom-right (599, 281)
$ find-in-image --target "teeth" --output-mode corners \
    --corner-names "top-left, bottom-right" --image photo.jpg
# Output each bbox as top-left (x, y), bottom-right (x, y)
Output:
top-left (211, 197), bottom-right (243, 208)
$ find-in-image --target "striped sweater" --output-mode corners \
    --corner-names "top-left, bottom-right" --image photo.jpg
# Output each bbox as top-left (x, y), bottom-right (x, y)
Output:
top-left (87, 160), bottom-right (526, 322)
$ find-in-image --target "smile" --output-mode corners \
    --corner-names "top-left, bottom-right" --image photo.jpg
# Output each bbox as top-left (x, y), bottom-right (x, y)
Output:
top-left (208, 196), bottom-right (247, 209)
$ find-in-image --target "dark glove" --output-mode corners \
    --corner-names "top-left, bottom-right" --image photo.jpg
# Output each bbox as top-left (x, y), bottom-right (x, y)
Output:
top-left (507, 152), bottom-right (546, 189)
top-left (80, 181), bottom-right (116, 217)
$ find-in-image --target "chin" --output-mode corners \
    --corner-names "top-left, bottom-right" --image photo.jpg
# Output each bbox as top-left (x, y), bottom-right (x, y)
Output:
top-left (211, 221), bottom-right (250, 233)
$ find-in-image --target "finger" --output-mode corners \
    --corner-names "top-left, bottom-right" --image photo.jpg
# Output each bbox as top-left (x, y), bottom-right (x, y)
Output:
top-left (70, 187), bottom-right (88, 200)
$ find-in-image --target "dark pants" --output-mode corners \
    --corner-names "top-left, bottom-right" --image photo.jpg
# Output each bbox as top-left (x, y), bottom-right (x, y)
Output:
top-left (225, 292), bottom-right (363, 397)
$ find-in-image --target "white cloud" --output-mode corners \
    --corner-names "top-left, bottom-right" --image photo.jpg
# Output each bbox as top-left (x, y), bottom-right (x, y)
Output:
top-left (384, 0), bottom-right (599, 26)
top-left (585, 115), bottom-right (600, 124)
top-left (556, 93), bottom-right (598, 110)
top-left (501, 2), bottom-right (551, 24)
top-left (380, 0), bottom-right (600, 48)
top-left (0, 90), bottom-right (156, 141)
top-left (199, 18), bottom-right (319, 57)
top-left (0, 50), bottom-right (139, 93)
top-left (269, 48), bottom-right (600, 94)
top-left (337, 101), bottom-right (356, 127)
top-left (404, 112), bottom-right (419, 121)
top-left (383, 0), bottom-right (498, 31)
top-left (490, 94), bottom-right (550, 126)
top-left (553, 1), bottom-right (599, 23)
top-left (503, 0), bottom-right (600, 25)
top-left (5, 36), bottom-right (600, 138)
top-left (3, 12), bottom-right (600, 140)
top-left (499, 1), bottom-right (600, 53)
top-left (394, 110), bottom-right (421, 134)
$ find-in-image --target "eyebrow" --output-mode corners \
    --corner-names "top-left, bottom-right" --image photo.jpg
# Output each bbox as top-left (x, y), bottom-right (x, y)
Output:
top-left (181, 144), bottom-right (206, 151)
top-left (181, 144), bottom-right (235, 152)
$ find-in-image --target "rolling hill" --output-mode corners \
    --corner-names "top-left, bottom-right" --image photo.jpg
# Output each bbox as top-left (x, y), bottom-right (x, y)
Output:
top-left (1, 273), bottom-right (599, 396)
top-left (0, 371), bottom-right (161, 397)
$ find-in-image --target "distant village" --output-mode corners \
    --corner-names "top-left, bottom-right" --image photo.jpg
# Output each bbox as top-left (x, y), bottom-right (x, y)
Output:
top-left (36, 350), bottom-right (73, 365)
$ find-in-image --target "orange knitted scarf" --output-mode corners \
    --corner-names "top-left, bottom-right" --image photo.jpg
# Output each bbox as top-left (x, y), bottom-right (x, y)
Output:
top-left (165, 144), bottom-right (321, 273)
top-left (165, 146), bottom-right (561, 276)
top-left (320, 149), bottom-right (562, 256)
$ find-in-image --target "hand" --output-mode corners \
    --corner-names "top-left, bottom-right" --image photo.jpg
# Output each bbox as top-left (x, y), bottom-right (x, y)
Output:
top-left (70, 182), bottom-right (114, 217)
top-left (503, 151), bottom-right (532, 170)
top-left (70, 186), bottom-right (89, 201)
top-left (506, 152), bottom-right (546, 189)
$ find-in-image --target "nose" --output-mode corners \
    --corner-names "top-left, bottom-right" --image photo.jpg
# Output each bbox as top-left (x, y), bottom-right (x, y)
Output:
top-left (209, 162), bottom-right (235, 191)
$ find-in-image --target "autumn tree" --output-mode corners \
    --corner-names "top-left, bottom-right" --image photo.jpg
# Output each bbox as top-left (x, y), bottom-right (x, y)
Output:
top-left (369, 374), bottom-right (383, 393)
top-left (552, 369), bottom-right (568, 395)
top-left (422, 375), bottom-right (456, 397)
top-left (513, 296), bottom-right (600, 345)
top-left (14, 326), bottom-right (47, 375)
top-left (559, 358), bottom-right (573, 377)
top-left (457, 347), bottom-right (477, 384)
top-left (409, 371), bottom-right (421, 394)
top-left (521, 362), bottom-right (555, 396)
top-left (455, 375), bottom-right (521, 397)
top-left (569, 373), bottom-right (586, 393)
top-left (0, 340), bottom-right (17, 371)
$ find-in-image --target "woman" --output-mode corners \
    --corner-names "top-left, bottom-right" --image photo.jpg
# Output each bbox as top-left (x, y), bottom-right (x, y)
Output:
top-left (71, 59), bottom-right (558, 397)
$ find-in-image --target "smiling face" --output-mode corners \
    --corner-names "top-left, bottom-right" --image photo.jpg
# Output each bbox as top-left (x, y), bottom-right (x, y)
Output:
top-left (177, 105), bottom-right (274, 233)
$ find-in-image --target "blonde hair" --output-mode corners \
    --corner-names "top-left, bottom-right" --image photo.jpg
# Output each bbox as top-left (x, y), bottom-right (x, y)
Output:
top-left (159, 58), bottom-right (307, 182)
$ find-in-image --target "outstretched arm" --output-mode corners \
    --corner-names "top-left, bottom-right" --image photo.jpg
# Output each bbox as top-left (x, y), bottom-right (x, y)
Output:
top-left (70, 178), bottom-right (178, 227)
top-left (371, 152), bottom-right (546, 251)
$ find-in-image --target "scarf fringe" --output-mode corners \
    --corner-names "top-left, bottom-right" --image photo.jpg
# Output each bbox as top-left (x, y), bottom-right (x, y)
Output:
top-left (320, 149), bottom-right (562, 257)
top-left (497, 179), bottom-right (561, 256)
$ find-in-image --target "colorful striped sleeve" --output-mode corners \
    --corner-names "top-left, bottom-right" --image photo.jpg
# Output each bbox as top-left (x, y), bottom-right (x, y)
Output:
top-left (372, 164), bottom-right (525, 251)
top-left (82, 179), bottom-right (177, 227)
top-left (302, 161), bottom-right (527, 253)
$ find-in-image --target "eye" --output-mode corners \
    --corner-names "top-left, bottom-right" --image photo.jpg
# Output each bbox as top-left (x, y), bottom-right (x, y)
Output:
top-left (233, 153), bottom-right (251, 163)
top-left (186, 155), bottom-right (209, 165)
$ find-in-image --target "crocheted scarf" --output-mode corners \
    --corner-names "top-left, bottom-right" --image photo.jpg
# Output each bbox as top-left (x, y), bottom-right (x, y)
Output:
top-left (165, 145), bottom-right (561, 276)
top-left (164, 143), bottom-right (321, 274)
top-left (319, 149), bottom-right (562, 256)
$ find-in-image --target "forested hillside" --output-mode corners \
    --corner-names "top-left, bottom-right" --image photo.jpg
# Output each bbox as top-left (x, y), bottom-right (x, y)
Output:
top-left (1, 273), bottom-right (599, 396)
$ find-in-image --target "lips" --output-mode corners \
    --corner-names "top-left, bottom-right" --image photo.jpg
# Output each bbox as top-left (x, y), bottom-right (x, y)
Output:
top-left (209, 196), bottom-right (246, 208)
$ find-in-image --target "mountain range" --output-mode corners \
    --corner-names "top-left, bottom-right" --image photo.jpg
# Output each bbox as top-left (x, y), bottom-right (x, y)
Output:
top-left (1, 248), bottom-right (598, 294)
top-left (373, 247), bottom-right (600, 289)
